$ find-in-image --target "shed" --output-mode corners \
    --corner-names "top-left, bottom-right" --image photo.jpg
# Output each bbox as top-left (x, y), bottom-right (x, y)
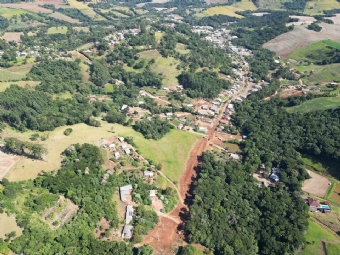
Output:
top-left (199, 127), bottom-right (208, 133)
top-left (125, 205), bottom-right (134, 224)
top-left (121, 105), bottom-right (128, 111)
top-left (149, 190), bottom-right (157, 202)
top-left (118, 137), bottom-right (125, 142)
top-left (230, 153), bottom-right (240, 160)
top-left (114, 152), bottom-right (120, 159)
top-left (109, 143), bottom-right (115, 149)
top-left (120, 184), bottom-right (133, 201)
top-left (122, 225), bottom-right (133, 239)
top-left (210, 105), bottom-right (219, 112)
top-left (270, 173), bottom-right (279, 182)
top-left (144, 171), bottom-right (154, 177)
top-left (124, 148), bottom-right (131, 155)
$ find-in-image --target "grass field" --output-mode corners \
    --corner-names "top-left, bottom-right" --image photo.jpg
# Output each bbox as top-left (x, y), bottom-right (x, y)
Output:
top-left (5, 122), bottom-right (198, 182)
top-left (68, 0), bottom-right (105, 20)
top-left (0, 63), bottom-right (34, 82)
top-left (305, 0), bottom-right (340, 15)
top-left (302, 220), bottom-right (339, 255)
top-left (296, 63), bottom-right (340, 85)
top-left (73, 26), bottom-right (90, 32)
top-left (289, 40), bottom-right (340, 62)
top-left (49, 12), bottom-right (81, 24)
top-left (325, 242), bottom-right (340, 255)
top-left (155, 32), bottom-right (164, 42)
top-left (286, 97), bottom-right (340, 113)
top-left (79, 61), bottom-right (90, 82)
top-left (0, 213), bottom-right (23, 239)
top-left (200, 1), bottom-right (256, 17)
top-left (104, 83), bottom-right (114, 93)
top-left (176, 43), bottom-right (190, 54)
top-left (0, 6), bottom-right (31, 18)
top-left (47, 26), bottom-right (68, 34)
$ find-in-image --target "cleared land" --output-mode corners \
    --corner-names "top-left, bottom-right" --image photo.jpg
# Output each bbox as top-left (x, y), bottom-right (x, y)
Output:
top-left (0, 63), bottom-right (34, 82)
top-left (47, 26), bottom-right (68, 34)
top-left (0, 6), bottom-right (36, 17)
top-left (325, 242), bottom-right (340, 255)
top-left (175, 43), bottom-right (190, 54)
top-left (286, 15), bottom-right (316, 26)
top-left (326, 14), bottom-right (340, 25)
top-left (264, 24), bottom-right (340, 58)
top-left (49, 12), bottom-right (81, 24)
top-left (305, 0), bottom-right (340, 15)
top-left (0, 150), bottom-right (20, 180)
top-left (302, 220), bottom-right (340, 255)
top-left (287, 97), bottom-right (340, 113)
top-left (0, 213), bottom-right (23, 239)
top-left (0, 3), bottom-right (52, 13)
top-left (73, 26), bottom-right (90, 32)
top-left (69, 0), bottom-right (104, 20)
top-left (4, 122), bottom-right (198, 182)
top-left (0, 81), bottom-right (39, 92)
top-left (302, 171), bottom-right (330, 197)
top-left (201, 3), bottom-right (256, 18)
top-left (297, 63), bottom-right (340, 85)
top-left (0, 32), bottom-right (23, 43)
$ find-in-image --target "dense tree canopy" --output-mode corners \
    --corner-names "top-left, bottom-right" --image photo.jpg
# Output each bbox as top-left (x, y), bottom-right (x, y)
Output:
top-left (133, 116), bottom-right (173, 139)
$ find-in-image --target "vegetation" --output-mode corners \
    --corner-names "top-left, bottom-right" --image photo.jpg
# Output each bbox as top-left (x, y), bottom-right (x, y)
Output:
top-left (4, 137), bottom-right (47, 159)
top-left (133, 116), bottom-right (173, 140)
top-left (187, 152), bottom-right (309, 255)
top-left (286, 97), bottom-right (340, 113)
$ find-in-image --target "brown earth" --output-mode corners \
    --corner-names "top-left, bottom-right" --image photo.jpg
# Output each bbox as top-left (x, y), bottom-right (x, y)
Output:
top-left (0, 32), bottom-right (23, 43)
top-left (49, 12), bottom-right (81, 24)
top-left (0, 1), bottom-right (70, 13)
top-left (0, 149), bottom-right (20, 180)
top-left (302, 170), bottom-right (330, 197)
top-left (264, 24), bottom-right (340, 59)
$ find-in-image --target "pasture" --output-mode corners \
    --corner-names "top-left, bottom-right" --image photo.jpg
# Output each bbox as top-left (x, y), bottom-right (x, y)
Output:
top-left (0, 3), bottom-right (52, 14)
top-left (305, 0), bottom-right (340, 15)
top-left (49, 12), bottom-right (81, 24)
top-left (289, 40), bottom-right (340, 62)
top-left (0, 81), bottom-right (39, 92)
top-left (302, 220), bottom-right (339, 255)
top-left (0, 6), bottom-right (34, 18)
top-left (47, 26), bottom-right (68, 34)
top-left (176, 43), bottom-right (190, 54)
top-left (5, 122), bottom-right (198, 182)
top-left (325, 242), bottom-right (340, 255)
top-left (297, 63), bottom-right (340, 85)
top-left (264, 24), bottom-right (340, 58)
top-left (201, 1), bottom-right (257, 18)
top-left (286, 97), bottom-right (340, 113)
top-left (0, 63), bottom-right (33, 82)
top-left (73, 26), bottom-right (90, 32)
top-left (0, 213), bottom-right (23, 239)
top-left (69, 0), bottom-right (105, 20)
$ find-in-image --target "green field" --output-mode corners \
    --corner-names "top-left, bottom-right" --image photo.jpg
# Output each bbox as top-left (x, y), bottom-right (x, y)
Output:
top-left (0, 213), bottom-right (23, 239)
top-left (73, 27), bottom-right (90, 32)
top-left (47, 26), bottom-right (68, 34)
top-left (0, 6), bottom-right (32, 18)
top-left (104, 83), bottom-right (114, 93)
top-left (325, 241), bottom-right (340, 254)
top-left (296, 63), bottom-right (340, 85)
top-left (305, 0), bottom-right (340, 15)
top-left (302, 220), bottom-right (340, 255)
top-left (199, 1), bottom-right (256, 18)
top-left (0, 63), bottom-right (34, 82)
top-left (5, 122), bottom-right (198, 183)
top-left (0, 81), bottom-right (39, 92)
top-left (286, 97), bottom-right (340, 113)
top-left (176, 43), bottom-right (190, 54)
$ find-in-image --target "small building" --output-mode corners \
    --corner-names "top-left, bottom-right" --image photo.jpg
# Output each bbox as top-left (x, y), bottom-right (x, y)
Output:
top-left (229, 153), bottom-right (240, 160)
top-left (109, 143), bottom-right (115, 149)
top-left (165, 112), bottom-right (173, 117)
top-left (307, 197), bottom-right (321, 212)
top-left (201, 105), bottom-right (208, 110)
top-left (120, 184), bottom-right (133, 201)
top-left (122, 225), bottom-right (133, 239)
top-left (149, 190), bottom-right (157, 202)
top-left (144, 171), bottom-right (154, 177)
top-left (199, 126), bottom-right (208, 133)
top-left (114, 152), bottom-right (120, 159)
top-left (125, 205), bottom-right (134, 224)
top-left (124, 148), bottom-right (131, 155)
top-left (270, 173), bottom-right (279, 182)
top-left (122, 144), bottom-right (128, 149)
top-left (210, 105), bottom-right (219, 112)
top-left (177, 123), bottom-right (183, 130)
top-left (121, 105), bottom-right (128, 111)
top-left (227, 104), bottom-right (234, 110)
top-left (118, 137), bottom-right (125, 142)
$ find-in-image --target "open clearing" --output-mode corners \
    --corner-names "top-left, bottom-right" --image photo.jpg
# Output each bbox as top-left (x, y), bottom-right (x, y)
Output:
top-left (287, 97), bottom-right (340, 113)
top-left (68, 0), bottom-right (104, 20)
top-left (0, 3), bottom-right (52, 14)
top-left (264, 24), bottom-right (340, 59)
top-left (73, 26), bottom-right (90, 32)
top-left (1, 32), bottom-right (23, 43)
top-left (305, 0), bottom-right (340, 15)
top-left (325, 242), bottom-right (340, 255)
top-left (326, 14), bottom-right (340, 25)
top-left (286, 15), bottom-right (316, 26)
top-left (296, 63), bottom-right (340, 85)
top-left (0, 81), bottom-right (39, 92)
top-left (47, 26), bottom-right (68, 34)
top-left (0, 63), bottom-right (34, 82)
top-left (4, 122), bottom-right (198, 182)
top-left (302, 171), bottom-right (330, 197)
top-left (0, 6), bottom-right (36, 17)
top-left (302, 220), bottom-right (340, 255)
top-left (49, 12), bottom-right (81, 24)
top-left (0, 213), bottom-right (23, 239)
top-left (0, 150), bottom-right (20, 179)
top-left (201, 2), bottom-right (256, 18)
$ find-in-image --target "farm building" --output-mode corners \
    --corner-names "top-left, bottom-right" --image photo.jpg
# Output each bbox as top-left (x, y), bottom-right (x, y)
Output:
top-left (125, 205), bottom-right (134, 224)
top-left (124, 148), bottom-right (131, 155)
top-left (149, 190), bottom-right (157, 202)
top-left (109, 143), bottom-right (115, 149)
top-left (229, 153), bottom-right (240, 160)
top-left (199, 127), bottom-right (208, 133)
top-left (122, 225), bottom-right (133, 239)
top-left (114, 152), bottom-right (120, 159)
top-left (210, 105), bottom-right (219, 112)
top-left (120, 184), bottom-right (133, 202)
top-left (307, 197), bottom-right (321, 212)
top-left (144, 171), bottom-right (154, 177)
top-left (119, 137), bottom-right (125, 142)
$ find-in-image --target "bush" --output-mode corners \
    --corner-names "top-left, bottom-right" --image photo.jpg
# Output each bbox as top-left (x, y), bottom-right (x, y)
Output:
top-left (63, 128), bottom-right (73, 136)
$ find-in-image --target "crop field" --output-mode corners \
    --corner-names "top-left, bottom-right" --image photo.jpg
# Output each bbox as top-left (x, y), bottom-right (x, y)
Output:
top-left (68, 0), bottom-right (105, 20)
top-left (0, 213), bottom-right (23, 239)
top-left (286, 15), bottom-right (316, 26)
top-left (47, 26), bottom-right (68, 34)
top-left (289, 40), bottom-right (340, 62)
top-left (264, 24), bottom-right (340, 58)
top-left (0, 3), bottom-right (52, 14)
top-left (0, 32), bottom-right (23, 43)
top-left (287, 97), bottom-right (340, 113)
top-left (302, 220), bottom-right (339, 255)
top-left (49, 12), bottom-right (81, 24)
top-left (201, 6), bottom-right (245, 18)
top-left (0, 6), bottom-right (34, 18)
top-left (5, 122), bottom-right (198, 182)
top-left (325, 242), bottom-right (340, 255)
top-left (0, 67), bottom-right (30, 82)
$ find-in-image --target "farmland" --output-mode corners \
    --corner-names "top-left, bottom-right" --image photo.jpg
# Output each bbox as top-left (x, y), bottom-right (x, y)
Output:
top-left (297, 63), bottom-right (340, 85)
top-left (0, 63), bottom-right (34, 82)
top-left (4, 122), bottom-right (198, 182)
top-left (200, 1), bottom-right (257, 18)
top-left (0, 3), bottom-right (52, 14)
top-left (286, 97), bottom-right (340, 113)
top-left (304, 0), bottom-right (340, 15)
top-left (264, 24), bottom-right (340, 58)
top-left (0, 213), bottom-right (23, 239)
top-left (0, 81), bottom-right (39, 92)
top-left (47, 26), bottom-right (68, 34)
top-left (1, 32), bottom-right (23, 43)
top-left (49, 12), bottom-right (81, 24)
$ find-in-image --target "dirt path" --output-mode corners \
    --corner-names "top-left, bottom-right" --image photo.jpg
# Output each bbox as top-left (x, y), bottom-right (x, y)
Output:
top-left (140, 90), bottom-right (171, 105)
top-left (157, 170), bottom-right (184, 205)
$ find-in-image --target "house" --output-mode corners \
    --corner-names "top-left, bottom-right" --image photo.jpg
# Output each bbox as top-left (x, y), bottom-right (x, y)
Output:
top-left (122, 225), bottom-right (133, 239)
top-left (125, 205), bottom-right (134, 224)
top-left (121, 105), bottom-right (128, 111)
top-left (269, 173), bottom-right (279, 182)
top-left (109, 143), bottom-right (115, 149)
top-left (114, 152), bottom-right (120, 159)
top-left (118, 137), bottom-right (125, 142)
top-left (199, 127), bottom-right (208, 133)
top-left (201, 105), bottom-right (208, 110)
top-left (307, 197), bottom-right (321, 212)
top-left (120, 184), bottom-right (133, 201)
top-left (122, 144), bottom-right (128, 149)
top-left (227, 104), bottom-right (234, 110)
top-left (229, 153), bottom-right (240, 160)
top-left (124, 148), bottom-right (131, 155)
top-left (144, 171), bottom-right (154, 177)
top-left (177, 123), bottom-right (183, 130)
top-left (210, 105), bottom-right (219, 112)
top-left (149, 190), bottom-right (157, 202)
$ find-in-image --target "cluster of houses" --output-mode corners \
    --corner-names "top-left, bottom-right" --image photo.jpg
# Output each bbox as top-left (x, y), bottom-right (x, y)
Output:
top-left (105, 28), bottom-right (140, 46)
top-left (100, 137), bottom-right (132, 160)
